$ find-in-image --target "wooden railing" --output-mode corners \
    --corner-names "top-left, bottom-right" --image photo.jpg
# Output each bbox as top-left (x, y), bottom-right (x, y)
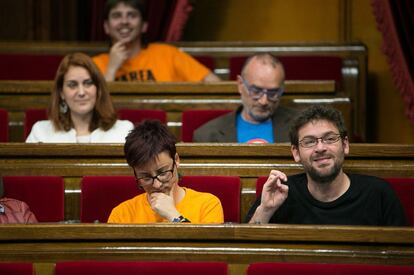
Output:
top-left (1, 143), bottom-right (413, 221)
top-left (0, 80), bottom-right (359, 142)
top-left (0, 41), bottom-right (367, 141)
top-left (0, 224), bottom-right (413, 275)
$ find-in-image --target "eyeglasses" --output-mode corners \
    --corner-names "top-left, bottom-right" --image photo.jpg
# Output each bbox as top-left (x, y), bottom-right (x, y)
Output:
top-left (134, 162), bottom-right (175, 187)
top-left (299, 133), bottom-right (342, 148)
top-left (240, 76), bottom-right (284, 102)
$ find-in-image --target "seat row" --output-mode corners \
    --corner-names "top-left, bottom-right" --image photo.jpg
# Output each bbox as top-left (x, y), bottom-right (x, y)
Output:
top-left (2, 175), bottom-right (414, 225)
top-left (1, 261), bottom-right (413, 275)
top-left (0, 108), bottom-right (230, 142)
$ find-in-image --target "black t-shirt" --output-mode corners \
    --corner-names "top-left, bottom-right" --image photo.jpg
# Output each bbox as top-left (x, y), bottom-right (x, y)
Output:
top-left (246, 173), bottom-right (409, 226)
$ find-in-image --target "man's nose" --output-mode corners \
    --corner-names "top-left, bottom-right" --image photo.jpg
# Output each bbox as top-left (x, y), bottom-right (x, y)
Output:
top-left (257, 93), bottom-right (269, 105)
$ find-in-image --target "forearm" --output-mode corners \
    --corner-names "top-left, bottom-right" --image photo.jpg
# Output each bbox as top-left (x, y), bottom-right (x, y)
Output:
top-left (248, 204), bottom-right (277, 224)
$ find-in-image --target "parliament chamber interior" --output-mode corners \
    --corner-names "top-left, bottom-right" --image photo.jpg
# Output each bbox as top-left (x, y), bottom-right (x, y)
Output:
top-left (0, 0), bottom-right (413, 274)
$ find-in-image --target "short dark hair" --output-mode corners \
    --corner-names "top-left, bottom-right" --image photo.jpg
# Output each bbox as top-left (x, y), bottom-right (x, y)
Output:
top-left (289, 105), bottom-right (348, 146)
top-left (124, 120), bottom-right (177, 168)
top-left (104, 0), bottom-right (147, 21)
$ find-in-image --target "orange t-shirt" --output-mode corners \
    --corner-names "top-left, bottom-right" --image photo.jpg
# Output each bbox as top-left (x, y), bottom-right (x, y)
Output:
top-left (93, 43), bottom-right (210, 82)
top-left (107, 188), bottom-right (224, 223)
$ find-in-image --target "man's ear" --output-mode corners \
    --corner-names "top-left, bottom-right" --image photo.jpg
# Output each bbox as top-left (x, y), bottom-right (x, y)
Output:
top-left (236, 75), bottom-right (244, 96)
top-left (291, 145), bottom-right (301, 163)
top-left (104, 21), bottom-right (110, 35)
top-left (342, 136), bottom-right (350, 155)
top-left (141, 21), bottom-right (149, 33)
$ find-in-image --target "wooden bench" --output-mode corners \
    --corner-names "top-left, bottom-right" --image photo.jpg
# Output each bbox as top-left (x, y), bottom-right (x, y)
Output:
top-left (0, 80), bottom-right (359, 142)
top-left (0, 224), bottom-right (413, 275)
top-left (0, 41), bottom-right (367, 140)
top-left (0, 143), bottom-right (413, 222)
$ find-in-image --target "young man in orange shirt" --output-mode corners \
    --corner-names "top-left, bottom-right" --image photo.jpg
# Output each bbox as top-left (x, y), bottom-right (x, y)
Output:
top-left (93, 0), bottom-right (220, 82)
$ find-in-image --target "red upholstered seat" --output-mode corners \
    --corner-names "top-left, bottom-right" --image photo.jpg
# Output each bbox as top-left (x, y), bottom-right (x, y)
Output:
top-left (2, 176), bottom-right (65, 222)
top-left (181, 109), bottom-right (232, 142)
top-left (118, 109), bottom-right (167, 125)
top-left (255, 176), bottom-right (268, 199)
top-left (0, 262), bottom-right (34, 275)
top-left (0, 108), bottom-right (9, 142)
top-left (0, 54), bottom-right (62, 80)
top-left (194, 55), bottom-right (216, 71)
top-left (23, 108), bottom-right (167, 139)
top-left (180, 175), bottom-right (241, 223)
top-left (256, 176), bottom-right (414, 226)
top-left (55, 261), bottom-right (228, 275)
top-left (24, 108), bottom-right (48, 139)
top-left (229, 55), bottom-right (343, 86)
top-left (80, 176), bottom-right (141, 223)
top-left (81, 175), bottom-right (240, 223)
top-left (386, 178), bottom-right (414, 226)
top-left (247, 262), bottom-right (414, 275)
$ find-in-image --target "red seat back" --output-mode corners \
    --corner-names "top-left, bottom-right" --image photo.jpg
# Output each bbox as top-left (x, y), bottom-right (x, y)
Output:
top-left (0, 108), bottom-right (8, 142)
top-left (0, 54), bottom-right (62, 80)
top-left (80, 176), bottom-right (141, 223)
top-left (247, 262), bottom-right (414, 275)
top-left (181, 109), bottom-right (232, 142)
top-left (194, 55), bottom-right (216, 71)
top-left (118, 109), bottom-right (167, 126)
top-left (24, 109), bottom-right (48, 139)
top-left (255, 176), bottom-right (268, 199)
top-left (0, 262), bottom-right (34, 275)
top-left (229, 55), bottom-right (343, 86)
top-left (180, 175), bottom-right (241, 223)
top-left (55, 261), bottom-right (228, 275)
top-left (386, 178), bottom-right (414, 226)
top-left (3, 176), bottom-right (65, 222)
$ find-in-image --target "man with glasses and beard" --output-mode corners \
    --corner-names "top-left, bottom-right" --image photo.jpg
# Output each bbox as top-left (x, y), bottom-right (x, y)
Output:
top-left (246, 105), bottom-right (408, 226)
top-left (193, 53), bottom-right (297, 143)
top-left (108, 120), bottom-right (224, 223)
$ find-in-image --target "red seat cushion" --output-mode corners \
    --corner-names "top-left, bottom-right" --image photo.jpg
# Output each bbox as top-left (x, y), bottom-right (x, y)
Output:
top-left (0, 54), bottom-right (62, 80)
top-left (80, 176), bottom-right (141, 223)
top-left (24, 109), bottom-right (48, 139)
top-left (180, 175), bottom-right (241, 222)
top-left (0, 108), bottom-right (8, 142)
top-left (55, 261), bottom-right (228, 275)
top-left (3, 176), bottom-right (65, 222)
top-left (181, 109), bottom-right (232, 142)
top-left (118, 109), bottom-right (167, 125)
top-left (0, 262), bottom-right (33, 275)
top-left (386, 178), bottom-right (414, 226)
top-left (229, 55), bottom-right (343, 87)
top-left (247, 262), bottom-right (414, 275)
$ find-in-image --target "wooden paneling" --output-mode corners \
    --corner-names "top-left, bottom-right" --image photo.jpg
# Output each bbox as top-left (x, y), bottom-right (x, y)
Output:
top-left (0, 224), bottom-right (413, 272)
top-left (0, 80), bottom-right (353, 142)
top-left (0, 143), bottom-right (413, 221)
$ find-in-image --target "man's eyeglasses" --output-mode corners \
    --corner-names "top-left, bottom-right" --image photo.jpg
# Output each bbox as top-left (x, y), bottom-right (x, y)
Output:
top-left (299, 133), bottom-right (342, 148)
top-left (240, 76), bottom-right (284, 102)
top-left (134, 162), bottom-right (175, 187)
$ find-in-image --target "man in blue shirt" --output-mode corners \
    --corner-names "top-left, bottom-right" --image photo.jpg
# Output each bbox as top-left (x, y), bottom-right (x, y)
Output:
top-left (193, 53), bottom-right (297, 143)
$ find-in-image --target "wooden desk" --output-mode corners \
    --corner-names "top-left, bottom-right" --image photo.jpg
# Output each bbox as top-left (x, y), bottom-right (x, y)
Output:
top-left (0, 80), bottom-right (355, 142)
top-left (0, 143), bottom-right (413, 221)
top-left (0, 224), bottom-right (413, 275)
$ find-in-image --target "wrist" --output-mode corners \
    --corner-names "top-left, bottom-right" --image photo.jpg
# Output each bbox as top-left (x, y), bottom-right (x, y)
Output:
top-left (171, 215), bottom-right (191, 223)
